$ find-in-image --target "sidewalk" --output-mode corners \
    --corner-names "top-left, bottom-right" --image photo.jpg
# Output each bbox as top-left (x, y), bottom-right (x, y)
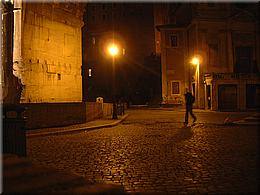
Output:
top-left (232, 113), bottom-right (260, 126)
top-left (27, 114), bottom-right (129, 138)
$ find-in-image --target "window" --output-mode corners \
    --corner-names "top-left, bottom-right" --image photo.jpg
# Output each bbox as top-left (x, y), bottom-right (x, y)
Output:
top-left (92, 37), bottom-right (95, 45)
top-left (57, 73), bottom-right (61, 80)
top-left (235, 46), bottom-right (253, 73)
top-left (88, 68), bottom-right (92, 77)
top-left (171, 81), bottom-right (180, 94)
top-left (209, 43), bottom-right (219, 66)
top-left (170, 35), bottom-right (178, 47)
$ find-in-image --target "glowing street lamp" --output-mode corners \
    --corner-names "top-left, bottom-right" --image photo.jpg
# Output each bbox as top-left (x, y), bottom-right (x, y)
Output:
top-left (191, 57), bottom-right (199, 66)
top-left (107, 43), bottom-right (120, 119)
top-left (191, 56), bottom-right (200, 108)
top-left (108, 44), bottom-right (119, 57)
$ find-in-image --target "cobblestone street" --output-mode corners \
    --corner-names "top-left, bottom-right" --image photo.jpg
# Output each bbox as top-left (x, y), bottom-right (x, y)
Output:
top-left (27, 109), bottom-right (259, 193)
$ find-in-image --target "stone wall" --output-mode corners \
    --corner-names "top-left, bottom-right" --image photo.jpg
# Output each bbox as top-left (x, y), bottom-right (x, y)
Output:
top-left (85, 102), bottom-right (103, 122)
top-left (103, 103), bottom-right (113, 117)
top-left (23, 102), bottom-right (113, 130)
top-left (18, 2), bottom-right (84, 103)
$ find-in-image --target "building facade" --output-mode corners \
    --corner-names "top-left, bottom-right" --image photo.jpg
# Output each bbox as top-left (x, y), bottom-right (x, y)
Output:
top-left (156, 3), bottom-right (259, 111)
top-left (1, 0), bottom-right (85, 103)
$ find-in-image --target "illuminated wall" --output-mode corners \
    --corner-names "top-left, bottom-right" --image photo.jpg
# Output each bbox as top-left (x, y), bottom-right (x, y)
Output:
top-left (15, 1), bottom-right (84, 103)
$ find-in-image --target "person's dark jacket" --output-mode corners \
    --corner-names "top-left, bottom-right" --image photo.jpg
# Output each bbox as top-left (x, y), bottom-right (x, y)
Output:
top-left (185, 92), bottom-right (195, 107)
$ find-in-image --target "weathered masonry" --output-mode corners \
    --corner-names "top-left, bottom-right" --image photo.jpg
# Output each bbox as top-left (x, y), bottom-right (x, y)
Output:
top-left (13, 1), bottom-right (84, 103)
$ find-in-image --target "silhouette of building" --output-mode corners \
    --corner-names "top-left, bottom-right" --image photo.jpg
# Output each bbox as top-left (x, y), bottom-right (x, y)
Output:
top-left (155, 3), bottom-right (259, 110)
top-left (83, 3), bottom-right (156, 104)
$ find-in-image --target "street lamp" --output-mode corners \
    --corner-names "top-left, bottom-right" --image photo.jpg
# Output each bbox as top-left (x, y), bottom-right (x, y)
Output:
top-left (191, 57), bottom-right (200, 108)
top-left (108, 44), bottom-right (119, 57)
top-left (107, 43), bottom-right (119, 119)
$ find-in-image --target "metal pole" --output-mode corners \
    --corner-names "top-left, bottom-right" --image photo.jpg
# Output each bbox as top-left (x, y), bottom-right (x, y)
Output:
top-left (112, 56), bottom-right (117, 119)
top-left (197, 63), bottom-right (199, 109)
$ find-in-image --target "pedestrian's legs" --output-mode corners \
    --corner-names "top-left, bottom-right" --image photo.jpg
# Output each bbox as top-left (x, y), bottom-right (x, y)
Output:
top-left (184, 108), bottom-right (189, 125)
top-left (190, 109), bottom-right (197, 123)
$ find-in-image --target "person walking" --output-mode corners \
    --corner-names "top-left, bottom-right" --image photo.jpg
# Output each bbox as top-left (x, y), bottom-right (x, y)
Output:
top-left (184, 88), bottom-right (197, 126)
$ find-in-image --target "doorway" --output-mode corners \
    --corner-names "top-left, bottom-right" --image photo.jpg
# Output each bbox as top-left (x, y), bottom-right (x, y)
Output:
top-left (218, 84), bottom-right (237, 111)
top-left (246, 84), bottom-right (260, 109)
top-left (206, 85), bottom-right (211, 109)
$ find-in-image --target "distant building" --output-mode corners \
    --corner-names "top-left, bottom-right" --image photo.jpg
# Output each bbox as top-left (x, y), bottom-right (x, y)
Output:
top-left (83, 3), bottom-right (156, 103)
top-left (1, 1), bottom-right (85, 103)
top-left (156, 3), bottom-right (259, 111)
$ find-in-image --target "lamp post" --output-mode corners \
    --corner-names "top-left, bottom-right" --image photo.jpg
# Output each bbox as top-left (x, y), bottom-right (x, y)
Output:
top-left (191, 57), bottom-right (200, 108)
top-left (108, 43), bottom-right (119, 119)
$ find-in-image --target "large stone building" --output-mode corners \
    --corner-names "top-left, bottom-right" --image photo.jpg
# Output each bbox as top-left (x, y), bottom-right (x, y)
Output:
top-left (155, 3), bottom-right (259, 111)
top-left (83, 3), bottom-right (156, 103)
top-left (1, 0), bottom-right (85, 103)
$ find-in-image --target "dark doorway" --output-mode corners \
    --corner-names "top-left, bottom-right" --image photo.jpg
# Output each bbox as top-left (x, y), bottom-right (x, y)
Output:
top-left (206, 85), bottom-right (211, 109)
top-left (218, 84), bottom-right (237, 111)
top-left (246, 84), bottom-right (260, 109)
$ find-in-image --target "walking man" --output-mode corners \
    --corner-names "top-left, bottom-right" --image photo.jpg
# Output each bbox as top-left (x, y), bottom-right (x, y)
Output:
top-left (184, 88), bottom-right (197, 126)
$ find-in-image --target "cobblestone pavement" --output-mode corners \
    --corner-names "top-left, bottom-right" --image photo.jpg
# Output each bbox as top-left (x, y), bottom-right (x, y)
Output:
top-left (27, 109), bottom-right (259, 193)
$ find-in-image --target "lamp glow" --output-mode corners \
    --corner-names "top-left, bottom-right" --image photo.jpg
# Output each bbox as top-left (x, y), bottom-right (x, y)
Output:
top-left (108, 44), bottom-right (119, 57)
top-left (191, 57), bottom-right (199, 66)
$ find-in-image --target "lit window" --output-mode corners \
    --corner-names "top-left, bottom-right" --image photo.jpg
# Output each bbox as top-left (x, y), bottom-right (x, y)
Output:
top-left (172, 81), bottom-right (180, 94)
top-left (92, 37), bottom-right (95, 45)
top-left (88, 68), bottom-right (92, 77)
top-left (170, 35), bottom-right (178, 47)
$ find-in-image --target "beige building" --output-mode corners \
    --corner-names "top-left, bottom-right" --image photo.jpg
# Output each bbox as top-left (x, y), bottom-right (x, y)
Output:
top-left (2, 1), bottom-right (85, 103)
top-left (156, 3), bottom-right (259, 111)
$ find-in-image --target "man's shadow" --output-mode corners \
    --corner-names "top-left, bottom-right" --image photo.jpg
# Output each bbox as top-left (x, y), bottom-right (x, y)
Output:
top-left (174, 125), bottom-right (194, 142)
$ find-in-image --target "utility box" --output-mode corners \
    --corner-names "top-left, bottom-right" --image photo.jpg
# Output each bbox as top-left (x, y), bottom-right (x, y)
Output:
top-left (3, 105), bottom-right (26, 157)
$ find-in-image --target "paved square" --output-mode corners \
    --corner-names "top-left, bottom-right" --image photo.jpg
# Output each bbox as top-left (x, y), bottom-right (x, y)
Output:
top-left (27, 109), bottom-right (259, 193)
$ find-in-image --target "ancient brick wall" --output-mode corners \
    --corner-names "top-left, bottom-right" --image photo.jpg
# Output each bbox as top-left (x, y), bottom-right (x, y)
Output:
top-left (19, 2), bottom-right (84, 103)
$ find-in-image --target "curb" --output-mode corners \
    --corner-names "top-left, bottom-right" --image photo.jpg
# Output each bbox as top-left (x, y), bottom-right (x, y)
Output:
top-left (231, 115), bottom-right (260, 126)
top-left (27, 114), bottom-right (129, 138)
top-left (231, 121), bottom-right (260, 126)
